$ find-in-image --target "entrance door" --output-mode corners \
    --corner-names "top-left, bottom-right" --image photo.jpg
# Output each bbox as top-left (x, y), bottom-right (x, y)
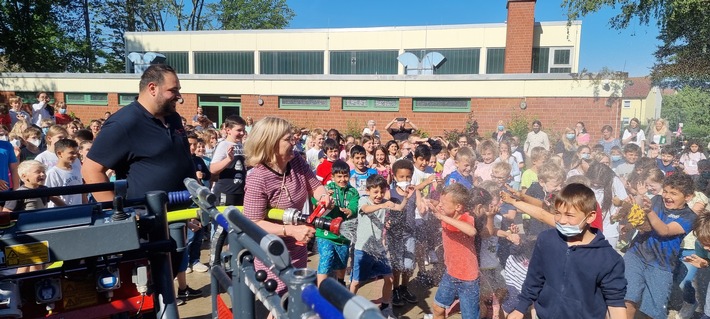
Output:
top-left (198, 95), bottom-right (241, 127)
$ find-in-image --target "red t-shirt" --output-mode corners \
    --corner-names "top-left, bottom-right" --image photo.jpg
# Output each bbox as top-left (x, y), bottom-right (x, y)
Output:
top-left (591, 202), bottom-right (603, 231)
top-left (0, 114), bottom-right (10, 129)
top-left (54, 113), bottom-right (72, 125)
top-left (316, 160), bottom-right (334, 185)
top-left (442, 213), bottom-right (479, 281)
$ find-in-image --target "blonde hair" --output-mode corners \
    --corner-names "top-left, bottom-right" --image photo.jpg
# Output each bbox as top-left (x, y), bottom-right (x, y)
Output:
top-left (455, 146), bottom-right (476, 164)
top-left (45, 125), bottom-right (69, 145)
top-left (529, 146), bottom-right (549, 163)
top-left (244, 117), bottom-right (294, 167)
top-left (18, 160), bottom-right (46, 178)
top-left (8, 96), bottom-right (21, 105)
top-left (11, 119), bottom-right (32, 140)
top-left (554, 183), bottom-right (598, 216)
top-left (40, 119), bottom-right (55, 128)
top-left (538, 160), bottom-right (566, 183)
top-left (652, 118), bottom-right (669, 136)
top-left (492, 161), bottom-right (512, 176)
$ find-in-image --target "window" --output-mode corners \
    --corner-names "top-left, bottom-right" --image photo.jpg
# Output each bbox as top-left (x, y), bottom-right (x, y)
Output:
top-left (260, 51), bottom-right (324, 74)
top-left (126, 51), bottom-right (189, 74)
top-left (279, 97), bottom-right (330, 110)
top-left (15, 92), bottom-right (55, 104)
top-left (622, 117), bottom-right (630, 126)
top-left (532, 47), bottom-right (572, 73)
top-left (623, 100), bottom-right (631, 108)
top-left (407, 49), bottom-right (481, 74)
top-left (65, 93), bottom-right (109, 105)
top-left (330, 51), bottom-right (398, 75)
top-left (194, 51), bottom-right (254, 74)
top-left (119, 94), bottom-right (138, 106)
top-left (486, 48), bottom-right (505, 74)
top-left (413, 98), bottom-right (470, 113)
top-left (342, 98), bottom-right (399, 111)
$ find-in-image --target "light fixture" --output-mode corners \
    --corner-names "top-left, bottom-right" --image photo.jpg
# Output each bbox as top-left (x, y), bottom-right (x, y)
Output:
top-left (519, 99), bottom-right (527, 110)
top-left (257, 96), bottom-right (264, 106)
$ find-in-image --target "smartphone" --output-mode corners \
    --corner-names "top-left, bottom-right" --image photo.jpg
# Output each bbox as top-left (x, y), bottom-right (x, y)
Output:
top-left (396, 117), bottom-right (406, 122)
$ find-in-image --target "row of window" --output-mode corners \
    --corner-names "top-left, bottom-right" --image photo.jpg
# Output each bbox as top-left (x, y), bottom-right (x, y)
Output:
top-left (133, 47), bottom-right (572, 75)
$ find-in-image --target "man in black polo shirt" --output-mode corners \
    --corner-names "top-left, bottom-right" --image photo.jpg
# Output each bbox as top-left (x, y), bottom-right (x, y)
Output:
top-left (82, 64), bottom-right (195, 202)
top-left (385, 117), bottom-right (418, 141)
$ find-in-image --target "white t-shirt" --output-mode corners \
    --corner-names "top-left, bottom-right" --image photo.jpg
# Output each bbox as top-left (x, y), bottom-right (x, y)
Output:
top-left (45, 165), bottom-right (83, 207)
top-left (35, 151), bottom-right (82, 171)
top-left (412, 167), bottom-right (433, 219)
top-left (479, 215), bottom-right (502, 269)
top-left (306, 148), bottom-right (324, 172)
top-left (362, 128), bottom-right (380, 138)
top-left (622, 129), bottom-right (646, 146)
top-left (592, 176), bottom-right (628, 239)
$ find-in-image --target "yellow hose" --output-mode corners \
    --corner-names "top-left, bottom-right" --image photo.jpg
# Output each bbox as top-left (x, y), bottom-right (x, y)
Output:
top-left (166, 206), bottom-right (286, 223)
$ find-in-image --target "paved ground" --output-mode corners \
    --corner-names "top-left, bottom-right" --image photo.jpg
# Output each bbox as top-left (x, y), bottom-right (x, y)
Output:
top-left (176, 242), bottom-right (462, 319)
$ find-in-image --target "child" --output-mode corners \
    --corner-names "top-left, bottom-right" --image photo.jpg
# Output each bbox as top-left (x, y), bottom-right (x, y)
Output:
top-left (411, 144), bottom-right (439, 267)
top-left (679, 140), bottom-right (706, 179)
top-left (423, 183), bottom-right (481, 319)
top-left (520, 146), bottom-right (549, 191)
top-left (3, 160), bottom-right (65, 212)
top-left (362, 135), bottom-right (375, 164)
top-left (349, 145), bottom-right (377, 196)
top-left (388, 159), bottom-right (422, 306)
top-left (441, 141), bottom-right (459, 178)
top-left (474, 139), bottom-right (498, 182)
top-left (615, 143), bottom-right (641, 180)
top-left (444, 147), bottom-right (476, 188)
top-left (188, 134), bottom-right (211, 188)
top-left (586, 162), bottom-right (628, 249)
top-left (682, 212), bottom-right (710, 319)
top-left (496, 140), bottom-right (521, 190)
top-left (35, 125), bottom-right (79, 171)
top-left (209, 115), bottom-right (246, 205)
top-left (316, 138), bottom-right (341, 185)
top-left (647, 141), bottom-right (660, 159)
top-left (45, 139), bottom-right (85, 207)
top-left (609, 145), bottom-right (624, 169)
top-left (78, 140), bottom-right (92, 164)
top-left (352, 174), bottom-right (413, 319)
top-left (624, 172), bottom-right (697, 319)
top-left (194, 137), bottom-right (212, 187)
top-left (371, 145), bottom-right (392, 185)
top-left (306, 128), bottom-right (325, 172)
top-left (507, 183), bottom-right (627, 319)
top-left (385, 140), bottom-right (400, 164)
top-left (316, 160), bottom-right (359, 286)
top-left (657, 146), bottom-right (677, 176)
top-left (19, 126), bottom-right (42, 162)
top-left (523, 161), bottom-right (566, 237)
top-left (8, 97), bottom-right (30, 127)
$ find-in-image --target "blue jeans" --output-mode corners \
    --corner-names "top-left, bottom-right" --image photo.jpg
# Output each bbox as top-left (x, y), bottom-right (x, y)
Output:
top-left (187, 228), bottom-right (203, 266)
top-left (679, 249), bottom-right (699, 304)
top-left (624, 252), bottom-right (673, 319)
top-left (434, 273), bottom-right (480, 319)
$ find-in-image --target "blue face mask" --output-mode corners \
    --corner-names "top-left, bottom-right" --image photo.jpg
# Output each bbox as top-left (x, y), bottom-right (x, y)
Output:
top-left (581, 153), bottom-right (590, 159)
top-left (41, 127), bottom-right (49, 135)
top-left (497, 125), bottom-right (505, 131)
top-left (59, 108), bottom-right (67, 115)
top-left (566, 133), bottom-right (576, 140)
top-left (611, 155), bottom-right (622, 162)
top-left (555, 216), bottom-right (588, 237)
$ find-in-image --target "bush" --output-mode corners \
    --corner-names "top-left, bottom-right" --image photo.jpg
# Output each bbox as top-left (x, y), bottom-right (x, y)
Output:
top-left (344, 119), bottom-right (362, 140)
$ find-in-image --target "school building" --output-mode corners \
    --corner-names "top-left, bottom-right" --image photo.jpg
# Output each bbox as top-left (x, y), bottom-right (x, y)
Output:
top-left (0, 0), bottom-right (622, 141)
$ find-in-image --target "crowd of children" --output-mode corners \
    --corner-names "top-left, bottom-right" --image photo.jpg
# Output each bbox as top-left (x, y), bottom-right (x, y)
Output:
top-left (6, 93), bottom-right (710, 319)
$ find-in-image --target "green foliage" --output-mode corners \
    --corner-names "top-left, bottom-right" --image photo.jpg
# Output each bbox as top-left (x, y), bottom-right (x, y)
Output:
top-left (210, 0), bottom-right (295, 30)
top-left (414, 130), bottom-right (429, 139)
top-left (443, 112), bottom-right (478, 143)
top-left (562, 0), bottom-right (710, 89)
top-left (507, 112), bottom-right (533, 143)
top-left (661, 87), bottom-right (710, 141)
top-left (344, 120), bottom-right (362, 140)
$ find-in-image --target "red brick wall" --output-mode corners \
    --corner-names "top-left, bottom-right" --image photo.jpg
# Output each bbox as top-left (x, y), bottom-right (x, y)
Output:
top-left (504, 0), bottom-right (536, 74)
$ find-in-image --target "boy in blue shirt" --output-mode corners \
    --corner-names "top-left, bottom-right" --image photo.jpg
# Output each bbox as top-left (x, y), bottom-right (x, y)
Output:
top-left (624, 172), bottom-right (697, 319)
top-left (316, 160), bottom-right (359, 286)
top-left (444, 147), bottom-right (476, 188)
top-left (509, 183), bottom-right (627, 319)
top-left (349, 145), bottom-right (377, 195)
top-left (657, 147), bottom-right (677, 176)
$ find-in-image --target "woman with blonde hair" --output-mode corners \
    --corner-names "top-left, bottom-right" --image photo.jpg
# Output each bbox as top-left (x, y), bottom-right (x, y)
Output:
top-left (648, 118), bottom-right (672, 147)
top-left (243, 117), bottom-right (331, 298)
top-left (554, 127), bottom-right (578, 156)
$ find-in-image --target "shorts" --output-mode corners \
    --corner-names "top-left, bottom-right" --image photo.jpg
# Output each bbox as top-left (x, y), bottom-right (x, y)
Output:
top-left (351, 249), bottom-right (392, 282)
top-left (316, 237), bottom-right (349, 275)
top-left (387, 232), bottom-right (415, 272)
top-left (415, 218), bottom-right (440, 244)
top-left (624, 252), bottom-right (674, 319)
top-left (479, 267), bottom-right (506, 298)
top-left (434, 272), bottom-right (480, 319)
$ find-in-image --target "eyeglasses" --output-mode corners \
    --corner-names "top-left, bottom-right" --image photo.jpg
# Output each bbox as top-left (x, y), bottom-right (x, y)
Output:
top-left (490, 175), bottom-right (508, 181)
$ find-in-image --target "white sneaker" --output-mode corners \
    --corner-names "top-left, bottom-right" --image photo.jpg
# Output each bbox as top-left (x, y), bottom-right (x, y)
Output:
top-left (380, 305), bottom-right (397, 319)
top-left (191, 262), bottom-right (209, 273)
top-left (423, 314), bottom-right (433, 319)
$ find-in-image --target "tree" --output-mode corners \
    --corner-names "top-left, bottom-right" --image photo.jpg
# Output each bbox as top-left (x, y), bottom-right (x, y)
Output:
top-left (562, 0), bottom-right (710, 88)
top-left (210, 0), bottom-right (295, 30)
top-left (660, 87), bottom-right (710, 141)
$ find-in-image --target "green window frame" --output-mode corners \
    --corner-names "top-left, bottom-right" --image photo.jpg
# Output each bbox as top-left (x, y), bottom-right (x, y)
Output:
top-left (342, 98), bottom-right (399, 111)
top-left (15, 92), bottom-right (55, 104)
top-left (409, 49), bottom-right (481, 74)
top-left (330, 51), bottom-right (398, 75)
top-left (119, 94), bottom-right (137, 106)
top-left (65, 93), bottom-right (109, 105)
top-left (413, 98), bottom-right (471, 113)
top-left (260, 51), bottom-right (324, 75)
top-left (194, 51), bottom-right (254, 74)
top-left (486, 48), bottom-right (505, 74)
top-left (279, 97), bottom-right (330, 110)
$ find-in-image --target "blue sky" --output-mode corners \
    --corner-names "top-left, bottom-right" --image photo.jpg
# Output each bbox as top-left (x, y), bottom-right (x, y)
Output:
top-left (287, 0), bottom-right (658, 77)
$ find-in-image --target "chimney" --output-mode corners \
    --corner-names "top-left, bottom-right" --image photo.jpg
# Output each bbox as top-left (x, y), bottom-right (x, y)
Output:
top-left (504, 0), bottom-right (536, 73)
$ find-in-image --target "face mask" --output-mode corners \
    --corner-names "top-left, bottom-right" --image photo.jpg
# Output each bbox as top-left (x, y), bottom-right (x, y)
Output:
top-left (29, 139), bottom-right (41, 147)
top-left (555, 216), bottom-right (588, 237)
top-left (41, 127), bottom-right (49, 135)
top-left (611, 155), bottom-right (622, 162)
top-left (498, 125), bottom-right (504, 131)
top-left (437, 158), bottom-right (445, 164)
top-left (59, 109), bottom-right (67, 115)
top-left (396, 181), bottom-right (410, 190)
top-left (0, 135), bottom-right (7, 141)
top-left (581, 153), bottom-right (590, 159)
top-left (10, 139), bottom-right (20, 148)
top-left (566, 133), bottom-right (575, 140)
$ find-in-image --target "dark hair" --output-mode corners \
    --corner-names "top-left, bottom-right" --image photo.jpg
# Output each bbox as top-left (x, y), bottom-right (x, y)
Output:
top-left (365, 174), bottom-right (388, 190)
top-left (447, 141), bottom-right (460, 151)
top-left (139, 64), bottom-right (177, 93)
top-left (661, 147), bottom-right (676, 156)
top-left (698, 159), bottom-right (710, 172)
top-left (323, 138), bottom-right (339, 151)
top-left (585, 162), bottom-right (615, 212)
top-left (327, 129), bottom-right (342, 144)
top-left (36, 91), bottom-right (49, 98)
top-left (186, 132), bottom-right (199, 140)
top-left (663, 172), bottom-right (695, 196)
top-left (54, 138), bottom-right (79, 154)
top-left (687, 140), bottom-right (703, 152)
top-left (555, 183), bottom-right (597, 216)
top-left (74, 129), bottom-right (94, 142)
top-left (414, 144), bottom-right (432, 160)
top-left (532, 120), bottom-right (542, 127)
top-left (441, 183), bottom-right (491, 211)
top-left (331, 160), bottom-right (350, 176)
top-left (576, 122), bottom-right (587, 134)
top-left (223, 115), bottom-right (247, 128)
top-left (350, 145), bottom-right (366, 157)
top-left (391, 159), bottom-right (414, 175)
top-left (385, 140), bottom-right (399, 152)
top-left (622, 143), bottom-right (642, 156)
top-left (601, 125), bottom-right (613, 133)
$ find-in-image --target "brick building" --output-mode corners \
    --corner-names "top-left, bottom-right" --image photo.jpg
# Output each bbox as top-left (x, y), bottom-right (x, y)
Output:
top-left (0, 0), bottom-right (622, 141)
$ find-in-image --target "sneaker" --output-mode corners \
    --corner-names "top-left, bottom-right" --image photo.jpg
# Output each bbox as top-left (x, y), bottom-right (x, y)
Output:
top-left (178, 286), bottom-right (203, 298)
top-left (184, 267), bottom-right (193, 274)
top-left (380, 305), bottom-right (397, 319)
top-left (423, 314), bottom-right (433, 319)
top-left (176, 298), bottom-right (186, 306)
top-left (191, 262), bottom-right (209, 273)
top-left (679, 301), bottom-right (696, 319)
top-left (391, 288), bottom-right (405, 307)
top-left (399, 286), bottom-right (417, 304)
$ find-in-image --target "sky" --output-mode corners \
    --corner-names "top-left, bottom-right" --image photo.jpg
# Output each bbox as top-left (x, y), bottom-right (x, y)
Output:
top-left (286, 0), bottom-right (659, 77)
